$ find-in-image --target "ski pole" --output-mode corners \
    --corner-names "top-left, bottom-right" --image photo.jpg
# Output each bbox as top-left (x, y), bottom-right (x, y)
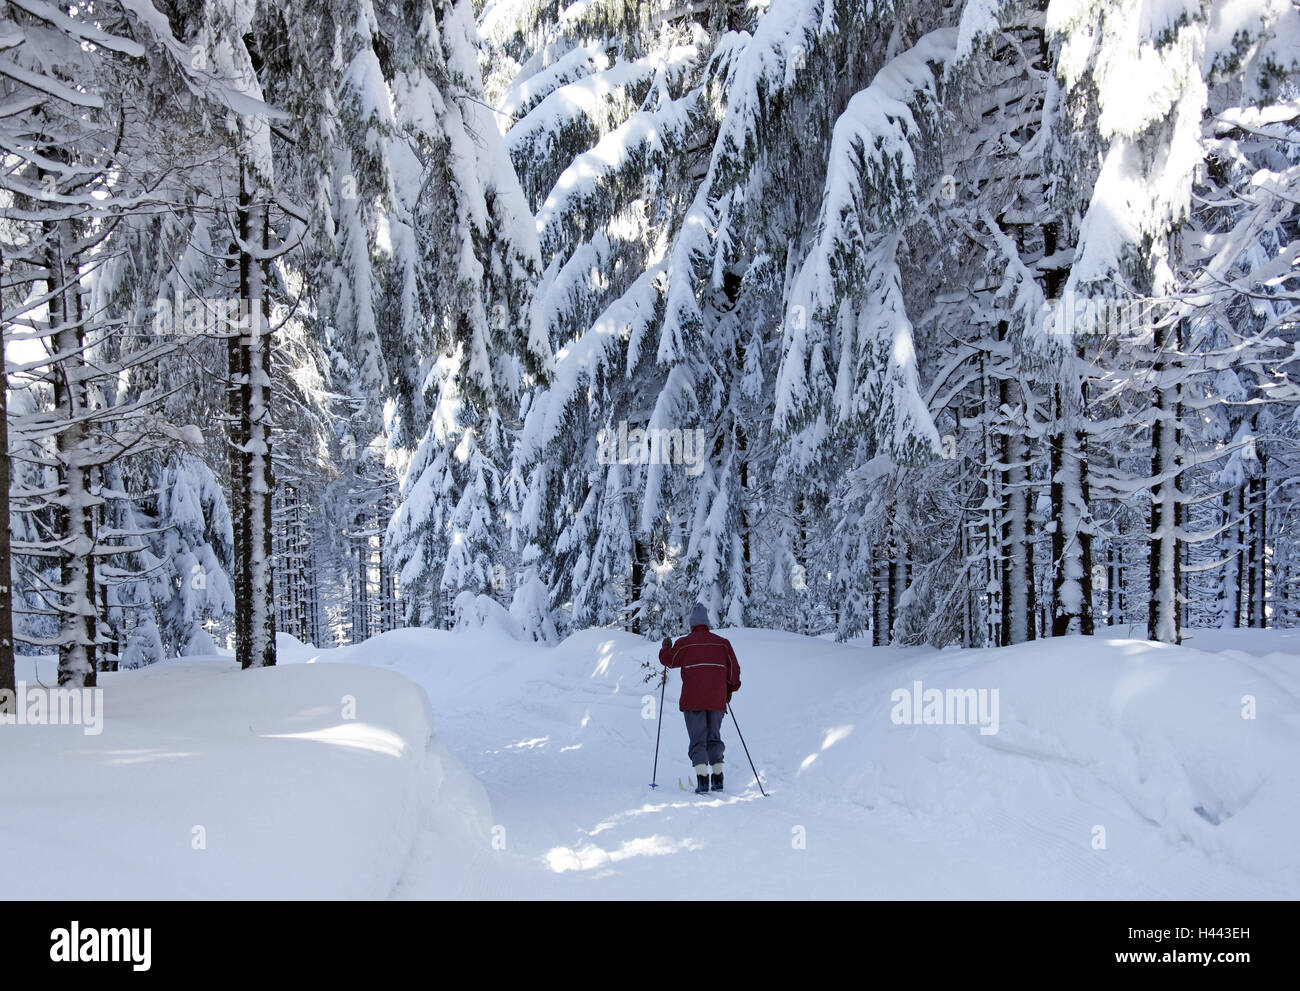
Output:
top-left (649, 663), bottom-right (667, 789)
top-left (727, 702), bottom-right (767, 797)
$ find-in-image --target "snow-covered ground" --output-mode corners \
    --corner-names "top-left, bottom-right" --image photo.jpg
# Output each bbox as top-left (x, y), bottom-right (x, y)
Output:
top-left (0, 652), bottom-right (487, 898)
top-left (4, 616), bottom-right (1297, 899)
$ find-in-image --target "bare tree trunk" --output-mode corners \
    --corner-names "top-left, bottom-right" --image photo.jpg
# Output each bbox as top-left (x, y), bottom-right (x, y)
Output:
top-left (46, 208), bottom-right (97, 686)
top-left (296, 500), bottom-right (310, 640)
top-left (872, 557), bottom-right (888, 647)
top-left (1105, 544), bottom-right (1116, 625)
top-left (311, 540), bottom-right (321, 644)
top-left (1001, 426), bottom-right (1034, 644)
top-left (1025, 480), bottom-right (1038, 640)
top-left (1115, 541), bottom-right (1126, 625)
top-left (886, 552), bottom-right (898, 644)
top-left (1240, 483), bottom-right (1252, 628)
top-left (229, 228), bottom-right (250, 665)
top-left (0, 275), bottom-right (13, 696)
top-left (1147, 320), bottom-right (1181, 644)
top-left (352, 527), bottom-right (370, 643)
top-left (378, 504), bottom-right (395, 633)
top-left (738, 428), bottom-right (751, 628)
top-left (1250, 470), bottom-right (1268, 628)
top-left (1050, 379), bottom-right (1094, 637)
top-left (1078, 419), bottom-right (1095, 635)
top-left (233, 167), bottom-right (276, 668)
top-left (630, 538), bottom-right (645, 634)
top-left (980, 353), bottom-right (1001, 647)
top-left (1221, 488), bottom-right (1241, 627)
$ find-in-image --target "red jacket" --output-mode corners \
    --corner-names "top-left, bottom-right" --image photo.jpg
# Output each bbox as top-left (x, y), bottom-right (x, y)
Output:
top-left (660, 625), bottom-right (741, 712)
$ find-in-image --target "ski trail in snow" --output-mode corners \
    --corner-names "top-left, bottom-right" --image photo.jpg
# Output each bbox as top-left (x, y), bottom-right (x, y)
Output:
top-left (301, 626), bottom-right (1299, 899)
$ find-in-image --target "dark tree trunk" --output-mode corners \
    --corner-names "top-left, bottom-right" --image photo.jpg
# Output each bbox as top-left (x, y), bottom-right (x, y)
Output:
top-left (1147, 320), bottom-right (1181, 643)
top-left (1222, 488), bottom-right (1241, 628)
top-left (1250, 471), bottom-right (1268, 628)
top-left (233, 168), bottom-right (276, 668)
top-left (0, 284), bottom-right (13, 696)
top-left (631, 538), bottom-right (645, 634)
top-left (47, 209), bottom-right (96, 685)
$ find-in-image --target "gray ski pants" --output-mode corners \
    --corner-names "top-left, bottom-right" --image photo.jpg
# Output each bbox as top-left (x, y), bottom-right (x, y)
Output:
top-left (683, 709), bottom-right (725, 767)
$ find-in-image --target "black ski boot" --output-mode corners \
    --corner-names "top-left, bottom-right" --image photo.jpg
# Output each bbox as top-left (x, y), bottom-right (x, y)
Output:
top-left (693, 765), bottom-right (710, 793)
top-left (710, 763), bottom-right (724, 792)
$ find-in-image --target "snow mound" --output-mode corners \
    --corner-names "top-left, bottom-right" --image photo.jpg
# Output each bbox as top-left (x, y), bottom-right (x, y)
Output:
top-left (0, 659), bottom-right (489, 898)
top-left (453, 591), bottom-right (524, 640)
top-left (275, 630), bottom-right (318, 661)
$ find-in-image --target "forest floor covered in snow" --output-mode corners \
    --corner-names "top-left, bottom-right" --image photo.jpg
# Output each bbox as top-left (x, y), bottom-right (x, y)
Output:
top-left (4, 616), bottom-right (1298, 899)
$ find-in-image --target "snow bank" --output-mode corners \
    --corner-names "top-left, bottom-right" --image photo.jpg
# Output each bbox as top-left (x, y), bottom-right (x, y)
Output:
top-left (827, 634), bottom-right (1300, 892)
top-left (453, 591), bottom-right (524, 640)
top-left (0, 658), bottom-right (485, 898)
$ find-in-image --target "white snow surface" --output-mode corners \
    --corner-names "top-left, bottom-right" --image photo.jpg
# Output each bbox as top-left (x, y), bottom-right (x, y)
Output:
top-left (0, 644), bottom-right (489, 898)
top-left (3, 625), bottom-right (1297, 898)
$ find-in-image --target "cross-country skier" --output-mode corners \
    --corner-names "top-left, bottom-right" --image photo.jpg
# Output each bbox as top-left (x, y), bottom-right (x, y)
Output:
top-left (660, 603), bottom-right (742, 794)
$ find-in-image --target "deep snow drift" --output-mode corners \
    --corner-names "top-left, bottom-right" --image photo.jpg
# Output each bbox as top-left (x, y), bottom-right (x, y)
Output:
top-left (3, 618), bottom-right (1297, 899)
top-left (0, 650), bottom-right (488, 898)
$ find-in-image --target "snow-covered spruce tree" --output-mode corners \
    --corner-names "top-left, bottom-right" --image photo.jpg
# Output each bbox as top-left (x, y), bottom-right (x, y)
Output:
top-left (148, 0), bottom-right (332, 668)
top-left (0, 0), bottom-right (234, 682)
top-left (37, 0), bottom-right (294, 674)
top-left (771, 22), bottom-right (966, 644)
top-left (1046, 0), bottom-right (1299, 642)
top-left (510, 554), bottom-right (559, 642)
top-left (910, 0), bottom-right (1107, 646)
top-left (379, 0), bottom-right (546, 628)
top-left (1046, 0), bottom-right (1188, 640)
top-left (237, 0), bottom-right (396, 645)
top-left (1, 5), bottom-right (129, 683)
top-left (497, 0), bottom-right (731, 631)
top-left (51, 0), bottom-right (351, 668)
top-left (904, 0), bottom-right (1300, 646)
top-left (108, 457), bottom-right (235, 663)
top-left (500, 0), bottom-right (961, 637)
top-left (1186, 10), bottom-right (1300, 631)
top-left (0, 384), bottom-right (57, 658)
top-left (471, 0), bottom-right (1300, 646)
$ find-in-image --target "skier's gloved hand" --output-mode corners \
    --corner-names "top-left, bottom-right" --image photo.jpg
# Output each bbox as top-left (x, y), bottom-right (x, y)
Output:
top-left (661, 637), bottom-right (672, 650)
top-left (726, 690), bottom-right (733, 703)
